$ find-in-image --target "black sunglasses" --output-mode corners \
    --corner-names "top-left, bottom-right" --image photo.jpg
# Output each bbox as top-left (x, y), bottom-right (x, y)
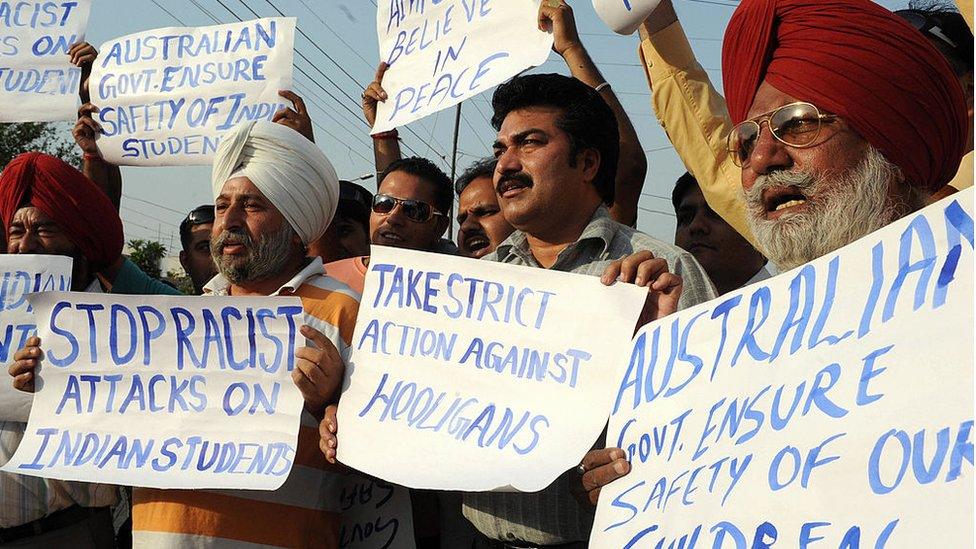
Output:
top-left (371, 194), bottom-right (446, 223)
top-left (182, 205), bottom-right (215, 226)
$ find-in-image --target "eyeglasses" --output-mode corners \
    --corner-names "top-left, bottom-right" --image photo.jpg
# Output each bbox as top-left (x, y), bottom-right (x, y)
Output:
top-left (371, 194), bottom-right (446, 223)
top-left (727, 102), bottom-right (838, 168)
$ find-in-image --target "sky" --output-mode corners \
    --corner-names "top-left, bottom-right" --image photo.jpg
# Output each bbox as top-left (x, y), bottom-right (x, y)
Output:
top-left (83, 0), bottom-right (907, 252)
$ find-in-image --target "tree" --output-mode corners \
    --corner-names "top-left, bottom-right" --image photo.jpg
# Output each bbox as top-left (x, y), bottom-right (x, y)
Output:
top-left (127, 239), bottom-right (167, 279)
top-left (166, 267), bottom-right (195, 295)
top-left (0, 122), bottom-right (80, 168)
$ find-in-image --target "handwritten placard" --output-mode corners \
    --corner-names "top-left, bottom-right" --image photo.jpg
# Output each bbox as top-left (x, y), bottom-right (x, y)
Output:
top-left (340, 474), bottom-right (416, 549)
top-left (91, 17), bottom-right (295, 166)
top-left (592, 0), bottom-right (662, 35)
top-left (0, 0), bottom-right (91, 122)
top-left (372, 0), bottom-right (553, 134)
top-left (337, 246), bottom-right (647, 491)
top-left (2, 293), bottom-right (307, 490)
top-left (0, 255), bottom-right (72, 422)
top-left (592, 189), bottom-right (975, 547)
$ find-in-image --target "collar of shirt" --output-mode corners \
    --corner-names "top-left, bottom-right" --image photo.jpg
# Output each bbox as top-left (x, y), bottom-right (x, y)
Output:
top-left (203, 257), bottom-right (324, 296)
top-left (491, 206), bottom-right (615, 268)
top-left (84, 277), bottom-right (104, 293)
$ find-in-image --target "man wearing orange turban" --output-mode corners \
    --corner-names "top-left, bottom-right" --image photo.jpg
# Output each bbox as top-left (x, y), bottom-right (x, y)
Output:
top-left (0, 152), bottom-right (124, 290)
top-left (720, 0), bottom-right (969, 269)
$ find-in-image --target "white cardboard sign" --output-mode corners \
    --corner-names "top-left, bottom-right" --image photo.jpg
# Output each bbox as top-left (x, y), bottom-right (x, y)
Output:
top-left (337, 246), bottom-right (647, 492)
top-left (2, 293), bottom-right (307, 490)
top-left (91, 17), bottom-right (295, 166)
top-left (0, 0), bottom-right (91, 122)
top-left (0, 255), bottom-right (72, 422)
top-left (372, 0), bottom-right (553, 134)
top-left (339, 474), bottom-right (417, 549)
top-left (592, 190), bottom-right (975, 547)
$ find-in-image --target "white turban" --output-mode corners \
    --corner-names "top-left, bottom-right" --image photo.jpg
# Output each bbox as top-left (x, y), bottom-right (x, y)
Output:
top-left (211, 120), bottom-right (340, 246)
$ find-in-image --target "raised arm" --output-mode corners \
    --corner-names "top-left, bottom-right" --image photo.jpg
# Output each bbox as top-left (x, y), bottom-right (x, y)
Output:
top-left (637, 0), bottom-right (757, 247)
top-left (70, 42), bottom-right (122, 209)
top-left (362, 62), bottom-right (402, 175)
top-left (542, 1), bottom-right (647, 227)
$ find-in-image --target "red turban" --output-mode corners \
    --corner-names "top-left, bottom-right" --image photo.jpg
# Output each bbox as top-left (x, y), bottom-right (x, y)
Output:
top-left (0, 152), bottom-right (123, 269)
top-left (722, 0), bottom-right (968, 192)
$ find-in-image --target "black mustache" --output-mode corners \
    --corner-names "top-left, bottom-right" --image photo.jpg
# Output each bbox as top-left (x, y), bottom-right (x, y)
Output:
top-left (496, 173), bottom-right (533, 194)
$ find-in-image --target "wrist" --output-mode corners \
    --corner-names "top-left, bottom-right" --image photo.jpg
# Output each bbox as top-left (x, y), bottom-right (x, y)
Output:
top-left (82, 152), bottom-right (102, 162)
top-left (372, 129), bottom-right (399, 140)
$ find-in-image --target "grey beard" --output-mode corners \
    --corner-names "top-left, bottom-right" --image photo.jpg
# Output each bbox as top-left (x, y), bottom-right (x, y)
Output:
top-left (211, 224), bottom-right (298, 285)
top-left (742, 146), bottom-right (919, 271)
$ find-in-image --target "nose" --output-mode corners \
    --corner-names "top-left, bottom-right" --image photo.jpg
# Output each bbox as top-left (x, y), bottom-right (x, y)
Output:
top-left (384, 202), bottom-right (407, 226)
top-left (220, 202), bottom-right (245, 232)
top-left (459, 211), bottom-right (481, 235)
top-left (11, 231), bottom-right (40, 254)
top-left (494, 145), bottom-right (522, 182)
top-left (744, 123), bottom-right (793, 189)
top-left (687, 210), bottom-right (710, 236)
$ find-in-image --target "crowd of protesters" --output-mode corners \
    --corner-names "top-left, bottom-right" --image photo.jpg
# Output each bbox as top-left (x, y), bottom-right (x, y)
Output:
top-left (0, 0), bottom-right (972, 547)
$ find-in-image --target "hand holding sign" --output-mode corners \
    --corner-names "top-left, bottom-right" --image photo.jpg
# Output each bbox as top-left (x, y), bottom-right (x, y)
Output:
top-left (362, 62), bottom-right (390, 130)
top-left (601, 251), bottom-right (684, 325)
top-left (592, 0), bottom-right (663, 35)
top-left (9, 336), bottom-right (42, 393)
top-left (272, 90), bottom-right (314, 142)
top-left (72, 103), bottom-right (102, 156)
top-left (538, 0), bottom-right (584, 57)
top-left (294, 324), bottom-right (345, 416)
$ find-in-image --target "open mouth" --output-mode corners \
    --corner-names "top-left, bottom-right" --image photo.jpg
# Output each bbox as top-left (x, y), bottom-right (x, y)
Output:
top-left (220, 241), bottom-right (247, 255)
top-left (497, 178), bottom-right (532, 198)
top-left (376, 230), bottom-right (404, 243)
top-left (463, 234), bottom-right (490, 255)
top-left (762, 186), bottom-right (808, 216)
top-left (687, 242), bottom-right (716, 253)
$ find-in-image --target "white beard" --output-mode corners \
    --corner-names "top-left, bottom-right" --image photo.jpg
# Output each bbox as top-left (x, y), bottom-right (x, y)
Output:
top-left (742, 146), bottom-right (919, 271)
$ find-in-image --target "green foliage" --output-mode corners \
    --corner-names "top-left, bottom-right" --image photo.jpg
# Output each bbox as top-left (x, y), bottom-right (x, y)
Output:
top-left (127, 239), bottom-right (167, 279)
top-left (165, 267), bottom-right (196, 295)
top-left (0, 122), bottom-right (80, 169)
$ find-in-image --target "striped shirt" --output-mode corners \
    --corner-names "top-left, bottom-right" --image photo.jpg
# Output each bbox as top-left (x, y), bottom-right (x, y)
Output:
top-left (0, 278), bottom-right (119, 529)
top-left (133, 257), bottom-right (359, 548)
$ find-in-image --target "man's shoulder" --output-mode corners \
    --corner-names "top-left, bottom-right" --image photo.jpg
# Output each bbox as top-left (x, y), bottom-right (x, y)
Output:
top-left (296, 273), bottom-right (361, 305)
top-left (608, 223), bottom-right (693, 263)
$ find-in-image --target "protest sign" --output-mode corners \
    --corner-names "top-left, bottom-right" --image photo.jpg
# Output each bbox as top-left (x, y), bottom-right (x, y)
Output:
top-left (339, 474), bottom-right (416, 549)
top-left (592, 0), bottom-right (662, 35)
top-left (90, 17), bottom-right (295, 166)
top-left (0, 0), bottom-right (91, 122)
top-left (2, 292), bottom-right (307, 490)
top-left (0, 255), bottom-right (72, 422)
top-left (337, 246), bottom-right (648, 491)
top-left (592, 189), bottom-right (975, 548)
top-left (372, 0), bottom-right (553, 134)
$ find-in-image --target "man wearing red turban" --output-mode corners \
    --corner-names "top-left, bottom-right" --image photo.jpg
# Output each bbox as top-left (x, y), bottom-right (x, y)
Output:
top-left (0, 152), bottom-right (124, 291)
top-left (721, 0), bottom-right (969, 269)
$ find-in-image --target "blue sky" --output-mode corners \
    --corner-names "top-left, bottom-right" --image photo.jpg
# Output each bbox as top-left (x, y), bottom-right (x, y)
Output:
top-left (85, 0), bottom-right (906, 251)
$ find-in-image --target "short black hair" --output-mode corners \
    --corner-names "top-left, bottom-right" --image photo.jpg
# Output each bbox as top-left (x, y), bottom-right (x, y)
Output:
top-left (897, 1), bottom-right (973, 76)
top-left (491, 73), bottom-right (619, 205)
top-left (671, 172), bottom-right (700, 211)
top-left (179, 204), bottom-right (214, 251)
top-left (380, 157), bottom-right (453, 214)
top-left (455, 157), bottom-right (497, 196)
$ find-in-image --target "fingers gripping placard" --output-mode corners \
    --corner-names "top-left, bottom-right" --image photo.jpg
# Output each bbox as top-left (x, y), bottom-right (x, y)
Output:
top-left (337, 246), bottom-right (648, 492)
top-left (2, 293), bottom-right (307, 490)
top-left (0, 255), bottom-right (72, 422)
top-left (90, 18), bottom-right (295, 166)
top-left (592, 190), bottom-right (975, 547)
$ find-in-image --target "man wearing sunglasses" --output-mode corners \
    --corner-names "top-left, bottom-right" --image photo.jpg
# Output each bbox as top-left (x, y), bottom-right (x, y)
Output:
top-left (177, 205), bottom-right (218, 295)
top-left (370, 157), bottom-right (455, 254)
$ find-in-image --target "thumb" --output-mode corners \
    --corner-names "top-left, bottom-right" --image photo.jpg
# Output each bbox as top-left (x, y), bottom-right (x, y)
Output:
top-left (300, 324), bottom-right (340, 359)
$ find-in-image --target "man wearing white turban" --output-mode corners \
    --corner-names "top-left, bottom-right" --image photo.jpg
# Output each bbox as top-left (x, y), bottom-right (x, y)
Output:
top-left (127, 121), bottom-right (361, 548)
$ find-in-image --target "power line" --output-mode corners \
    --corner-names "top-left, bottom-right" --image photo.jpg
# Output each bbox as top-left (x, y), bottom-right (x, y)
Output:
top-left (638, 206), bottom-right (675, 217)
top-left (122, 194), bottom-right (186, 215)
top-left (148, 0), bottom-right (187, 25)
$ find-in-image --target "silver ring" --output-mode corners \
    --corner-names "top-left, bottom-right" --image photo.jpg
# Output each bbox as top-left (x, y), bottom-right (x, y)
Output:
top-left (576, 463), bottom-right (586, 475)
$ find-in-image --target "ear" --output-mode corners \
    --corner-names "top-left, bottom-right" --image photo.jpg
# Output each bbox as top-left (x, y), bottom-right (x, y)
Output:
top-left (179, 250), bottom-right (188, 271)
top-left (579, 148), bottom-right (602, 186)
